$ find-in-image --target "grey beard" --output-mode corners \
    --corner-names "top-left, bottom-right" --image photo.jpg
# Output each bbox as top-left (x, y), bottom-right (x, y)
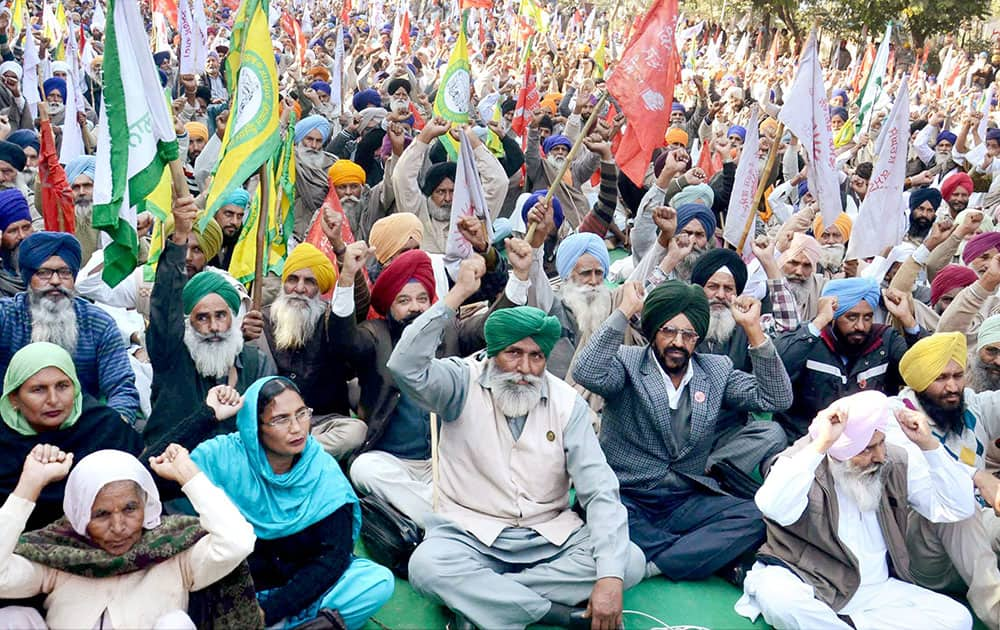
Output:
top-left (829, 457), bottom-right (885, 513)
top-left (705, 303), bottom-right (737, 345)
top-left (297, 147), bottom-right (329, 169)
top-left (428, 201), bottom-right (451, 222)
top-left (819, 244), bottom-right (846, 273)
top-left (967, 356), bottom-right (1000, 392)
top-left (29, 287), bottom-right (78, 353)
top-left (183, 316), bottom-right (244, 379)
top-left (786, 276), bottom-right (811, 305)
top-left (485, 360), bottom-right (544, 418)
top-left (560, 280), bottom-right (612, 347)
top-left (546, 154), bottom-right (567, 170)
top-left (75, 199), bottom-right (93, 218)
top-left (270, 291), bottom-right (327, 351)
top-left (674, 246), bottom-right (707, 282)
top-left (18, 169), bottom-right (36, 190)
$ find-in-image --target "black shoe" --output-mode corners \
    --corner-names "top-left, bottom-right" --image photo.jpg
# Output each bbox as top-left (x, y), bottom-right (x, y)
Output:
top-left (447, 611), bottom-right (476, 630)
top-left (719, 551), bottom-right (757, 588)
top-left (541, 602), bottom-right (590, 629)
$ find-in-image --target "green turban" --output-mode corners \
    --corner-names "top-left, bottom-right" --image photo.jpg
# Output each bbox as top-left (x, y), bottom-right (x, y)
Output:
top-left (163, 214), bottom-right (224, 261)
top-left (641, 280), bottom-right (710, 341)
top-left (182, 271), bottom-right (241, 315)
top-left (1, 342), bottom-right (81, 435)
top-left (485, 306), bottom-right (562, 358)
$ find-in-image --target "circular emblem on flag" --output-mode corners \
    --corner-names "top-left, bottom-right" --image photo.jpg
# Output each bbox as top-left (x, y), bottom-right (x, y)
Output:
top-left (438, 62), bottom-right (471, 122)
top-left (230, 51), bottom-right (277, 144)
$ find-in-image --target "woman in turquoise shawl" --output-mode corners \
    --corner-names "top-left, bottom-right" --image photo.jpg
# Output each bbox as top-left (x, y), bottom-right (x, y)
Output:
top-left (192, 376), bottom-right (394, 629)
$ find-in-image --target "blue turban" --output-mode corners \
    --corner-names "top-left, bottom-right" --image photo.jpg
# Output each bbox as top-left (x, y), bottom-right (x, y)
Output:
top-left (352, 88), bottom-right (382, 112)
top-left (987, 128), bottom-right (1000, 143)
top-left (830, 106), bottom-right (849, 122)
top-left (671, 102), bottom-right (686, 114)
top-left (832, 88), bottom-right (849, 104)
top-left (542, 134), bottom-right (572, 154)
top-left (936, 130), bottom-right (957, 146)
top-left (310, 80), bottom-right (332, 96)
top-left (153, 51), bottom-right (171, 66)
top-left (555, 232), bottom-right (609, 280)
top-left (520, 190), bottom-right (564, 230)
top-left (670, 183), bottom-right (714, 208)
top-left (43, 77), bottom-right (66, 103)
top-left (909, 186), bottom-right (942, 211)
top-left (294, 115), bottom-right (332, 144)
top-left (727, 125), bottom-right (746, 141)
top-left (223, 188), bottom-right (251, 209)
top-left (18, 232), bottom-right (82, 285)
top-left (676, 203), bottom-right (716, 238)
top-left (0, 188), bottom-right (30, 231)
top-left (6, 129), bottom-right (39, 153)
top-left (492, 217), bottom-right (512, 246)
top-left (797, 180), bottom-right (810, 198)
top-left (65, 155), bottom-right (96, 184)
top-left (821, 277), bottom-right (881, 319)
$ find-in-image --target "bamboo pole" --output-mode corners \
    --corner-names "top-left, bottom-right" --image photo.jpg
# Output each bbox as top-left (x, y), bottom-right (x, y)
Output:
top-left (251, 163), bottom-right (270, 309)
top-left (737, 122), bottom-right (785, 253)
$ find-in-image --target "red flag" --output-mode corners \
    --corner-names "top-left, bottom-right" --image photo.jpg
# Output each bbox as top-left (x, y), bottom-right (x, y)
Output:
top-left (459, 0), bottom-right (492, 9)
top-left (38, 120), bottom-right (75, 233)
top-left (400, 9), bottom-right (411, 50)
top-left (341, 0), bottom-right (351, 23)
top-left (511, 52), bottom-right (539, 137)
top-left (433, 17), bottom-right (441, 40)
top-left (152, 0), bottom-right (178, 29)
top-left (280, 13), bottom-right (307, 66)
top-left (607, 0), bottom-right (679, 185)
top-left (306, 187), bottom-right (361, 300)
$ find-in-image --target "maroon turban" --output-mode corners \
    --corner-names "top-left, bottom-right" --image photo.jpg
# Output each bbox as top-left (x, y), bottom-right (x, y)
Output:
top-left (930, 264), bottom-right (978, 305)
top-left (370, 249), bottom-right (437, 316)
top-left (962, 232), bottom-right (1000, 265)
top-left (941, 172), bottom-right (974, 202)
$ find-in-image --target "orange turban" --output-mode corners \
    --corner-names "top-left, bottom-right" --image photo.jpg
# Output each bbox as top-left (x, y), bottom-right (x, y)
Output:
top-left (664, 127), bottom-right (689, 146)
top-left (369, 214), bottom-right (424, 264)
top-left (306, 66), bottom-right (331, 82)
top-left (327, 160), bottom-right (366, 187)
top-left (185, 122), bottom-right (209, 142)
top-left (539, 92), bottom-right (562, 114)
top-left (813, 213), bottom-right (853, 242)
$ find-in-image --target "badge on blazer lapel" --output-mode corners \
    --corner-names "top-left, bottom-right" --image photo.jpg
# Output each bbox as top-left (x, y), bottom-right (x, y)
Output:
top-left (694, 391), bottom-right (706, 403)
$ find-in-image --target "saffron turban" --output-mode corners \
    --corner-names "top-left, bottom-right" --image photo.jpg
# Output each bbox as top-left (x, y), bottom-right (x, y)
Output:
top-left (670, 183), bottom-right (714, 209)
top-left (690, 248), bottom-right (748, 294)
top-left (675, 203), bottom-right (716, 239)
top-left (182, 271), bottom-right (241, 315)
top-left (0, 141), bottom-right (26, 171)
top-left (542, 134), bottom-right (572, 154)
top-left (813, 213), bottom-right (853, 241)
top-left (306, 66), bottom-right (331, 82)
top-left (664, 127), bottom-right (689, 146)
top-left (65, 155), bottom-right (96, 183)
top-left (370, 249), bottom-right (436, 316)
top-left (941, 172), bottom-right (974, 201)
top-left (809, 390), bottom-right (891, 461)
top-left (778, 233), bottom-right (822, 267)
top-left (962, 232), bottom-right (1000, 264)
top-left (930, 264), bottom-right (977, 306)
top-left (641, 280), bottom-right (710, 341)
top-left (484, 306), bottom-right (561, 358)
top-left (0, 188), bottom-right (31, 232)
top-left (909, 187), bottom-right (942, 211)
top-left (184, 122), bottom-right (209, 142)
top-left (282, 243), bottom-right (337, 293)
top-left (18, 232), bottom-right (81, 285)
top-left (369, 214), bottom-right (424, 264)
top-left (294, 114), bottom-right (332, 144)
top-left (978, 315), bottom-right (1000, 352)
top-left (899, 332), bottom-right (967, 392)
top-left (328, 160), bottom-right (366, 186)
top-left (555, 233), bottom-right (609, 280)
top-left (821, 277), bottom-right (881, 319)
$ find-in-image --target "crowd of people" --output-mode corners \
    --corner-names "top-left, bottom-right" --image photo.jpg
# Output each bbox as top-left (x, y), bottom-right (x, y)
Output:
top-left (0, 0), bottom-right (998, 628)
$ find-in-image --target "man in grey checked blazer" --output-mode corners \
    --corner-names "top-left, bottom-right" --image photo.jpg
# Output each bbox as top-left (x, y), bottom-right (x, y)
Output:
top-left (574, 280), bottom-right (793, 581)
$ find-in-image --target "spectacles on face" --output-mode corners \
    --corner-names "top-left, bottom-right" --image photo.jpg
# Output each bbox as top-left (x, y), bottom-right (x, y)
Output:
top-left (261, 407), bottom-right (314, 429)
top-left (34, 267), bottom-right (74, 281)
top-left (657, 325), bottom-right (699, 344)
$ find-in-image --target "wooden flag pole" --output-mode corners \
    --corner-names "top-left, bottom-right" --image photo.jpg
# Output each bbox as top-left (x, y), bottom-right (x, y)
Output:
top-left (525, 91), bottom-right (609, 243)
top-left (251, 163), bottom-right (270, 309)
top-left (736, 121), bottom-right (784, 253)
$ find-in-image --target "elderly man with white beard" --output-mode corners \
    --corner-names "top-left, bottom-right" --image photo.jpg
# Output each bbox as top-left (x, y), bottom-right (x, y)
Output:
top-left (292, 114), bottom-right (338, 238)
top-left (140, 195), bottom-right (275, 455)
top-left (325, 135), bottom-right (399, 242)
top-left (778, 232), bottom-right (826, 321)
top-left (736, 390), bottom-right (976, 630)
top-left (0, 232), bottom-right (139, 424)
top-left (390, 266), bottom-right (645, 630)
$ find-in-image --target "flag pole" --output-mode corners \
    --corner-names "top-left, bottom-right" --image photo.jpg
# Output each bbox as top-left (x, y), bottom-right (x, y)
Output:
top-left (526, 91), bottom-right (609, 242)
top-left (251, 162), bottom-right (270, 309)
top-left (737, 121), bottom-right (784, 253)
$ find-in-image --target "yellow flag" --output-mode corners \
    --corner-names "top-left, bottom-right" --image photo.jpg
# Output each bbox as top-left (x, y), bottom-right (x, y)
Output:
top-left (11, 0), bottom-right (25, 39)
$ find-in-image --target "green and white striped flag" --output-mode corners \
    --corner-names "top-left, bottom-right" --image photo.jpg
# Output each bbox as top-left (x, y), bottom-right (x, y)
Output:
top-left (92, 0), bottom-right (178, 287)
top-left (855, 22), bottom-right (892, 135)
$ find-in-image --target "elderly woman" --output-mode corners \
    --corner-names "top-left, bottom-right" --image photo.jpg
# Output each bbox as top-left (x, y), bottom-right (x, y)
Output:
top-left (192, 376), bottom-right (394, 629)
top-left (0, 445), bottom-right (259, 629)
top-left (0, 342), bottom-right (143, 530)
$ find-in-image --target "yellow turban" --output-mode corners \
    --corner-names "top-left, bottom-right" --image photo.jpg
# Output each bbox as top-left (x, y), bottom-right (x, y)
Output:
top-left (185, 122), bottom-right (209, 142)
top-left (282, 243), bottom-right (337, 293)
top-left (327, 160), bottom-right (366, 187)
top-left (369, 213), bottom-right (424, 264)
top-left (759, 117), bottom-right (779, 138)
top-left (899, 332), bottom-right (967, 393)
top-left (813, 213), bottom-right (853, 242)
top-left (664, 127), bottom-right (689, 146)
top-left (164, 214), bottom-right (223, 261)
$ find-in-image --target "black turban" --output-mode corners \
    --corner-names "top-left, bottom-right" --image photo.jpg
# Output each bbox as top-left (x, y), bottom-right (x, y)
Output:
top-left (909, 186), bottom-right (942, 211)
top-left (690, 248), bottom-right (748, 294)
top-left (641, 280), bottom-right (710, 341)
top-left (0, 141), bottom-right (26, 171)
top-left (501, 98), bottom-right (517, 115)
top-left (386, 77), bottom-right (412, 96)
top-left (421, 162), bottom-right (457, 197)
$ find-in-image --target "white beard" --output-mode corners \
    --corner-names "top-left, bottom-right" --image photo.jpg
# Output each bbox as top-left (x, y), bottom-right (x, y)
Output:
top-left (29, 288), bottom-right (78, 353)
top-left (297, 147), bottom-right (329, 169)
top-left (819, 244), bottom-right (846, 272)
top-left (75, 199), bottom-right (93, 219)
top-left (546, 154), bottom-right (567, 170)
top-left (428, 200), bottom-right (451, 222)
top-left (560, 281), bottom-right (612, 348)
top-left (270, 291), bottom-right (327, 351)
top-left (829, 457), bottom-right (885, 513)
top-left (183, 316), bottom-right (245, 379)
top-left (486, 360), bottom-right (544, 418)
top-left (705, 302), bottom-right (737, 345)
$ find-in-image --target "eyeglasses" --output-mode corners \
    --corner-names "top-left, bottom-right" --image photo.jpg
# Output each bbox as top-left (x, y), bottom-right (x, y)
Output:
top-left (261, 407), bottom-right (314, 429)
top-left (33, 267), bottom-right (74, 281)
top-left (657, 325), bottom-right (700, 344)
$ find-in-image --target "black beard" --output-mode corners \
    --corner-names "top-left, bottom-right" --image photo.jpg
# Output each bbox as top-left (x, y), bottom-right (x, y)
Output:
top-left (656, 345), bottom-right (691, 376)
top-left (916, 390), bottom-right (966, 437)
top-left (907, 214), bottom-right (933, 239)
top-left (833, 327), bottom-right (870, 357)
top-left (387, 312), bottom-right (420, 341)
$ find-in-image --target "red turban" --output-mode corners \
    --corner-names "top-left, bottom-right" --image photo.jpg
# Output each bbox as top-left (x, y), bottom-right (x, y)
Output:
top-left (962, 232), bottom-right (1000, 264)
top-left (930, 264), bottom-right (978, 305)
top-left (941, 172), bottom-right (974, 202)
top-left (370, 249), bottom-right (437, 316)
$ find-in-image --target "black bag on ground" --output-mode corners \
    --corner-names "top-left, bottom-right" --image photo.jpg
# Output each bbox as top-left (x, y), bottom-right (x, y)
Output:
top-left (289, 608), bottom-right (348, 630)
top-left (359, 494), bottom-right (423, 577)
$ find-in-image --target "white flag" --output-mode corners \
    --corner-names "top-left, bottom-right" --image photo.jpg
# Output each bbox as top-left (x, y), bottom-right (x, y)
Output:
top-left (979, 84), bottom-right (994, 141)
top-left (178, 0), bottom-right (208, 75)
top-left (92, 0), bottom-right (106, 31)
top-left (22, 23), bottom-right (40, 117)
top-left (59, 23), bottom-right (87, 164)
top-left (331, 25), bottom-right (344, 116)
top-left (855, 22), bottom-right (891, 135)
top-left (847, 79), bottom-right (910, 261)
top-left (445, 133), bottom-right (492, 274)
top-left (723, 108), bottom-right (760, 255)
top-left (734, 32), bottom-right (749, 62)
top-left (779, 32), bottom-right (842, 229)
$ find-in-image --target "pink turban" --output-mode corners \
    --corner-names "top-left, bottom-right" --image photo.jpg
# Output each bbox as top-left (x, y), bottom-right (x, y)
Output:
top-left (778, 233), bottom-right (822, 267)
top-left (962, 232), bottom-right (1000, 265)
top-left (808, 390), bottom-right (891, 461)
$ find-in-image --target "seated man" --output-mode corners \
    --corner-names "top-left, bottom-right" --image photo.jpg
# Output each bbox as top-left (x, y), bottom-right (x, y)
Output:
top-left (0, 232), bottom-right (139, 422)
top-left (737, 390), bottom-right (975, 630)
top-left (573, 280), bottom-right (793, 581)
top-left (0, 188), bottom-right (32, 296)
top-left (391, 267), bottom-right (645, 630)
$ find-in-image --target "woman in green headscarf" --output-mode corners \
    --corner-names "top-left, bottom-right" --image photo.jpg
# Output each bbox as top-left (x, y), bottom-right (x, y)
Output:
top-left (0, 342), bottom-right (143, 529)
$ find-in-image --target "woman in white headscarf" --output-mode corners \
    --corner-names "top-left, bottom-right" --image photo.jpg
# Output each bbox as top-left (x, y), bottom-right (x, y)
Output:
top-left (0, 445), bottom-right (259, 629)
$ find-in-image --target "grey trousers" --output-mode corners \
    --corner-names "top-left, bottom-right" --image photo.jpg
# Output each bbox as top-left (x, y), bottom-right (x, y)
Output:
top-left (311, 414), bottom-right (367, 460)
top-left (408, 519), bottom-right (646, 630)
top-left (706, 420), bottom-right (787, 476)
